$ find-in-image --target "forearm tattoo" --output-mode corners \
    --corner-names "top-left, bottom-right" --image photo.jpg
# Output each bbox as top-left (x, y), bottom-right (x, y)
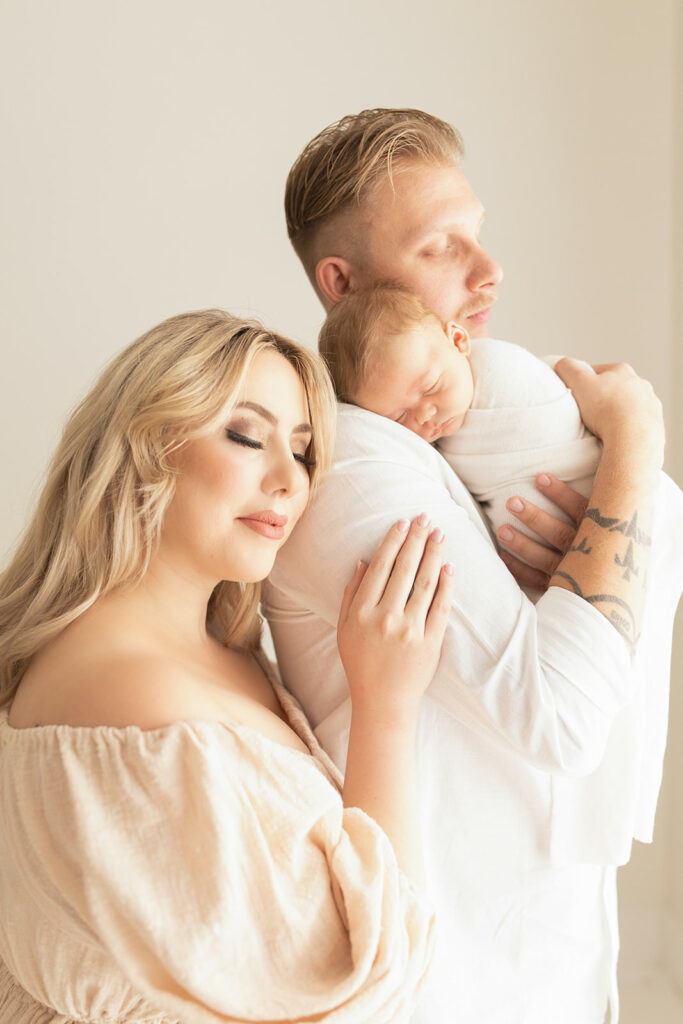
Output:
top-left (584, 508), bottom-right (651, 546)
top-left (551, 505), bottom-right (651, 654)
top-left (565, 507), bottom-right (652, 580)
top-left (551, 570), bottom-right (637, 654)
top-left (585, 507), bottom-right (652, 581)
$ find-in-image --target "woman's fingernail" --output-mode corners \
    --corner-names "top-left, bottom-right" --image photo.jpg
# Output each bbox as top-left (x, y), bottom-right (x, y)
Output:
top-left (537, 473), bottom-right (551, 487)
top-left (443, 562), bottom-right (454, 575)
top-left (417, 513), bottom-right (430, 528)
top-left (431, 528), bottom-right (444, 543)
top-left (508, 497), bottom-right (524, 513)
top-left (499, 526), bottom-right (514, 542)
top-left (396, 518), bottom-right (410, 532)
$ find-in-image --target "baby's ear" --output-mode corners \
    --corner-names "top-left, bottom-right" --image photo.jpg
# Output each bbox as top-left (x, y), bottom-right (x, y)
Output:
top-left (446, 321), bottom-right (471, 355)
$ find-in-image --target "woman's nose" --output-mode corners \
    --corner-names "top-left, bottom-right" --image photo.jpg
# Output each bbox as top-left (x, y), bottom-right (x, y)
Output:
top-left (264, 448), bottom-right (306, 497)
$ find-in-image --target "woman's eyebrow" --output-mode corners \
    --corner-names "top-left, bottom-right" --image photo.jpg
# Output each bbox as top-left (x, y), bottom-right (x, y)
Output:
top-left (234, 401), bottom-right (312, 435)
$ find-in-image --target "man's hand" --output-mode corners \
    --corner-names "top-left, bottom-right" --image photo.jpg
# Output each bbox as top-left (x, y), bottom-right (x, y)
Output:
top-left (499, 359), bottom-right (664, 595)
top-left (498, 474), bottom-right (588, 592)
top-left (554, 358), bottom-right (664, 468)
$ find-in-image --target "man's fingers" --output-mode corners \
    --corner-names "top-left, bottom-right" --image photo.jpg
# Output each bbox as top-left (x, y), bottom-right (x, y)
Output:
top-left (497, 523), bottom-right (563, 577)
top-left (589, 363), bottom-right (620, 374)
top-left (501, 495), bottom-right (577, 554)
top-left (499, 550), bottom-right (550, 593)
top-left (534, 474), bottom-right (589, 525)
top-left (553, 356), bottom-right (596, 388)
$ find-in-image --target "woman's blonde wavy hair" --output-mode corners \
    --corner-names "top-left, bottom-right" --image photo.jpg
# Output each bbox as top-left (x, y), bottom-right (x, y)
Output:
top-left (0, 310), bottom-right (336, 708)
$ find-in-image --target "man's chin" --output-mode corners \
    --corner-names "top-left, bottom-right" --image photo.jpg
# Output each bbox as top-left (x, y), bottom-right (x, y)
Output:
top-left (463, 316), bottom-right (492, 339)
top-left (463, 304), bottom-right (495, 338)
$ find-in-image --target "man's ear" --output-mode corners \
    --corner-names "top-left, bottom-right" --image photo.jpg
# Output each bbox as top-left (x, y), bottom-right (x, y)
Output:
top-left (316, 256), bottom-right (356, 306)
top-left (446, 321), bottom-right (471, 355)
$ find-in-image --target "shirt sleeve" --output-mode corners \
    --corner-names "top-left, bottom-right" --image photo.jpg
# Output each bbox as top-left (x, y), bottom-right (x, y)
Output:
top-left (265, 409), bottom-right (633, 777)
top-left (22, 720), bottom-right (433, 1024)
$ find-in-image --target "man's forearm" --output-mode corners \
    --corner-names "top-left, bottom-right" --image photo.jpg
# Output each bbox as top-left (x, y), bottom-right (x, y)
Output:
top-left (551, 449), bottom-right (656, 652)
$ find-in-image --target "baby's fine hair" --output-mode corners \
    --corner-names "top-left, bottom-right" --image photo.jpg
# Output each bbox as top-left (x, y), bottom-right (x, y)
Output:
top-left (319, 284), bottom-right (441, 403)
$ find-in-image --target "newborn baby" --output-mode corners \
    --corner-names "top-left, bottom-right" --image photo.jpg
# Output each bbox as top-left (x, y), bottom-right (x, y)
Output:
top-left (318, 281), bottom-right (599, 551)
top-left (319, 281), bottom-right (683, 855)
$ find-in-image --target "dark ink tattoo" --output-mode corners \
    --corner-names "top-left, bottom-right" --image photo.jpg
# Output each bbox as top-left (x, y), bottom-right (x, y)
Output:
top-left (585, 508), bottom-right (651, 547)
top-left (551, 570), bottom-right (637, 654)
top-left (584, 508), bottom-right (619, 531)
top-left (615, 540), bottom-right (639, 581)
top-left (569, 536), bottom-right (592, 555)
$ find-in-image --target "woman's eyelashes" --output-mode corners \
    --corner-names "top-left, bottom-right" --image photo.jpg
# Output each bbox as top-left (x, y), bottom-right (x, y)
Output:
top-left (225, 428), bottom-right (314, 469)
top-left (226, 428), bottom-right (264, 451)
top-left (293, 451), bottom-right (316, 469)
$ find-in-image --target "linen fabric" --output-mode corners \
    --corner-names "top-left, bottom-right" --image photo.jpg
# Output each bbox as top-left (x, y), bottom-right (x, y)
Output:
top-left (438, 337), bottom-right (683, 849)
top-left (437, 338), bottom-right (601, 541)
top-left (263, 361), bottom-right (683, 1023)
top-left (0, 665), bottom-right (434, 1024)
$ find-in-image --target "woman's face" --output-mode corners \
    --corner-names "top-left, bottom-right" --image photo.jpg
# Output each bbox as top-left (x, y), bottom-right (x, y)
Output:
top-left (160, 348), bottom-right (313, 585)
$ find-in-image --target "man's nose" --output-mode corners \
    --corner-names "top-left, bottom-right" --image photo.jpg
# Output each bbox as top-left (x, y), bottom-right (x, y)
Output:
top-left (469, 246), bottom-right (504, 290)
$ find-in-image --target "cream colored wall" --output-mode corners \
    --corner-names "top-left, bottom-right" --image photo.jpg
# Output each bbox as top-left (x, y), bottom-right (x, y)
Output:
top-left (0, 0), bottom-right (680, 987)
top-left (619, 0), bottom-right (682, 991)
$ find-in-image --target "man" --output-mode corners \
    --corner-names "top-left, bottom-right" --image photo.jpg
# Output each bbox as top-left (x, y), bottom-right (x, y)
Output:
top-left (263, 108), bottom-right (669, 1023)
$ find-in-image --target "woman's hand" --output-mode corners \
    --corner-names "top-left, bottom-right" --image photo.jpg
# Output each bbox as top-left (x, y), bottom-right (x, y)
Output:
top-left (339, 515), bottom-right (453, 881)
top-left (337, 515), bottom-right (453, 720)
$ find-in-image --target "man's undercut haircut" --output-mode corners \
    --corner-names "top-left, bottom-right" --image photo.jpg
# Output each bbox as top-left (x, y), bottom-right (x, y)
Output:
top-left (285, 108), bottom-right (465, 274)
top-left (319, 283), bottom-right (440, 404)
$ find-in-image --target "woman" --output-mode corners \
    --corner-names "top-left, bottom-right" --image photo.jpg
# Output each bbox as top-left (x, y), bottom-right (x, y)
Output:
top-left (0, 310), bottom-right (454, 1023)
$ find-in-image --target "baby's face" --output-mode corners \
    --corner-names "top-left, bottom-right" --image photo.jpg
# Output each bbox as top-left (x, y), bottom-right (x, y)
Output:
top-left (353, 318), bottom-right (474, 442)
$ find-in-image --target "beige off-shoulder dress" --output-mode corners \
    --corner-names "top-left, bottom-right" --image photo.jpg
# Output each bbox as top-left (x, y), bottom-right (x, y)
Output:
top-left (0, 670), bottom-right (434, 1024)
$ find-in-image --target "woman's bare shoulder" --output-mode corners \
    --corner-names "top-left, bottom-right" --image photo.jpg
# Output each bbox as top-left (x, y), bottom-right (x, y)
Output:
top-left (9, 646), bottom-right (208, 731)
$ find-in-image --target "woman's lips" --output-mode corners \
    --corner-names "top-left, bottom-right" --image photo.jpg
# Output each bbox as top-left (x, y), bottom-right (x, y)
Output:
top-left (237, 512), bottom-right (287, 540)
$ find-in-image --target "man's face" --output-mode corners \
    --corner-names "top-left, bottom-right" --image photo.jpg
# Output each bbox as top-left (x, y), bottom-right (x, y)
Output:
top-left (353, 162), bottom-right (503, 338)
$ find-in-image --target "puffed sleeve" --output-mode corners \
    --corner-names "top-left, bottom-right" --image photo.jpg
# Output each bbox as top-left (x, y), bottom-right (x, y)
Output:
top-left (1, 717), bottom-right (434, 1023)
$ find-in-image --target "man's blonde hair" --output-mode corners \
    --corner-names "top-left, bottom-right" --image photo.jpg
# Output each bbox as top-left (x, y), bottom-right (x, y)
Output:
top-left (0, 310), bottom-right (336, 707)
top-left (285, 108), bottom-right (464, 278)
top-left (319, 283), bottom-right (440, 403)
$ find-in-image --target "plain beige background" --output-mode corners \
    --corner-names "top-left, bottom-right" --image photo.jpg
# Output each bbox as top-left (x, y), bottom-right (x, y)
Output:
top-left (1, 0), bottom-right (681, 1013)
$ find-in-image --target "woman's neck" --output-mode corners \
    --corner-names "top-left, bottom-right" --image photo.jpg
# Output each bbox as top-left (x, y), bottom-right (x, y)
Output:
top-left (109, 551), bottom-right (219, 655)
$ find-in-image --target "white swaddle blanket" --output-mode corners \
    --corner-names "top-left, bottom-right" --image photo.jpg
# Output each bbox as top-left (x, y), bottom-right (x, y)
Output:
top-left (438, 338), bottom-right (683, 859)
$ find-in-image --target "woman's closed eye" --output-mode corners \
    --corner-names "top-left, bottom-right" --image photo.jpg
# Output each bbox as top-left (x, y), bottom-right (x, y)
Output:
top-left (226, 429), bottom-right (314, 469)
top-left (226, 429), bottom-right (264, 451)
top-left (293, 450), bottom-right (315, 469)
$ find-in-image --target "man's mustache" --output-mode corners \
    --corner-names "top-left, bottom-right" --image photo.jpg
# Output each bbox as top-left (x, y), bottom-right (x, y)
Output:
top-left (460, 292), bottom-right (499, 318)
